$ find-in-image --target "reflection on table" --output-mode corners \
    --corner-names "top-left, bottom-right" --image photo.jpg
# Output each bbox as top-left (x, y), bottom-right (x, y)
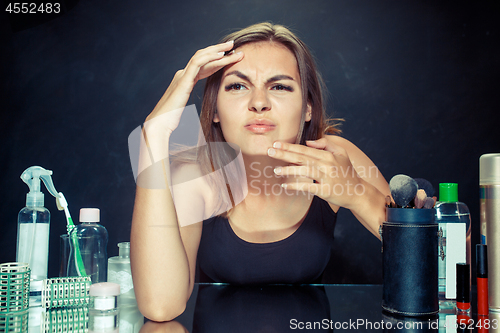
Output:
top-left (18, 284), bottom-right (500, 333)
top-left (23, 299), bottom-right (143, 333)
top-left (145, 284), bottom-right (434, 333)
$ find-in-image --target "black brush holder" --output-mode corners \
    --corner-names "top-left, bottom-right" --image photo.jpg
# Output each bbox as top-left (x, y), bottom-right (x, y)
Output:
top-left (381, 208), bottom-right (438, 317)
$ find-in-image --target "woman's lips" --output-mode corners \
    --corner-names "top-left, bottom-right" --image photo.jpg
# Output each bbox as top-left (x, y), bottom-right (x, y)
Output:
top-left (244, 119), bottom-right (276, 133)
top-left (245, 124), bottom-right (276, 133)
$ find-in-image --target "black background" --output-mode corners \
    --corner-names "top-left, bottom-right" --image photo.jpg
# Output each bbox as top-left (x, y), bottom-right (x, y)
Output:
top-left (1, 0), bottom-right (499, 283)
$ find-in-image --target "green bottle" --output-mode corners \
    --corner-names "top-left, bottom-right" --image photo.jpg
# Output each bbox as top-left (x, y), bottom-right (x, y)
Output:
top-left (435, 183), bottom-right (471, 308)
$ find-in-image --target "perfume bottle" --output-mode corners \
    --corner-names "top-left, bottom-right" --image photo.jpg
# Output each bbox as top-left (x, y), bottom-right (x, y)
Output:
top-left (108, 242), bottom-right (136, 305)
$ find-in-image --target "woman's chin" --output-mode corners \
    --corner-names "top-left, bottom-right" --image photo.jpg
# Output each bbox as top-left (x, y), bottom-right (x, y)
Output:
top-left (241, 148), bottom-right (270, 158)
top-left (235, 138), bottom-right (273, 156)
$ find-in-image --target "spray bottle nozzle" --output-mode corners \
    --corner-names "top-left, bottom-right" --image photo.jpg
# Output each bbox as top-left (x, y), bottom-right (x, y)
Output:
top-left (21, 166), bottom-right (60, 207)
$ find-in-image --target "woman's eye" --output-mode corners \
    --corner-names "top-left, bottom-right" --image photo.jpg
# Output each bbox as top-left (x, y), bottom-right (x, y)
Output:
top-left (272, 84), bottom-right (293, 92)
top-left (225, 83), bottom-right (246, 91)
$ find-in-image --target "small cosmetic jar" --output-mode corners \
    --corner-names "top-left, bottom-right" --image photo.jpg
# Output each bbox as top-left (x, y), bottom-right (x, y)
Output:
top-left (89, 282), bottom-right (120, 333)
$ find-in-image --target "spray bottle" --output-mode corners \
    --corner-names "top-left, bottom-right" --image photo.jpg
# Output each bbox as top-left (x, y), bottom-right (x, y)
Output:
top-left (17, 166), bottom-right (60, 306)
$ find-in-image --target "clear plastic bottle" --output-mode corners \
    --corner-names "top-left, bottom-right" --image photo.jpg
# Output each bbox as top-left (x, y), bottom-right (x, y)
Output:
top-left (17, 205), bottom-right (50, 305)
top-left (108, 242), bottom-right (136, 306)
top-left (435, 183), bottom-right (471, 309)
top-left (17, 166), bottom-right (60, 306)
top-left (68, 208), bottom-right (108, 283)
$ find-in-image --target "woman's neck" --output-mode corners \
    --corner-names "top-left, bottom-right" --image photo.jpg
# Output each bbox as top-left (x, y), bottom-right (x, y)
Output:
top-left (228, 153), bottom-right (313, 234)
top-left (241, 153), bottom-right (309, 202)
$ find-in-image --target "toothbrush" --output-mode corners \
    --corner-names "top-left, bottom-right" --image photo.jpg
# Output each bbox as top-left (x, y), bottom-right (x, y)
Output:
top-left (56, 192), bottom-right (87, 277)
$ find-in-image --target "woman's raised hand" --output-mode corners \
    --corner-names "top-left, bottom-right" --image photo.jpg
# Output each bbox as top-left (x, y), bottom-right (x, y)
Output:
top-left (268, 137), bottom-right (389, 237)
top-left (145, 40), bottom-right (243, 134)
top-left (140, 41), bottom-right (243, 164)
top-left (269, 138), bottom-right (365, 210)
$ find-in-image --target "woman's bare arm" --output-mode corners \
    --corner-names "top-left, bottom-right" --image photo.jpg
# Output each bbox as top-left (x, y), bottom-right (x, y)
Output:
top-left (325, 135), bottom-right (390, 238)
top-left (131, 168), bottom-right (193, 321)
top-left (130, 41), bottom-right (243, 321)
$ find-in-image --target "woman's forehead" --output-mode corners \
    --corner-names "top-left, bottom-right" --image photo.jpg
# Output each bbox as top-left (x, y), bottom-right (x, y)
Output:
top-left (222, 41), bottom-right (300, 80)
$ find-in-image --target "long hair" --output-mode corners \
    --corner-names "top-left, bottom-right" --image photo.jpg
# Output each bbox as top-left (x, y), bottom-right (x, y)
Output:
top-left (172, 22), bottom-right (341, 217)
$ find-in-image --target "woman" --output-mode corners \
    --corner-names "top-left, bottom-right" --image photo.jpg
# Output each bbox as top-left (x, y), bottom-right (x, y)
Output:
top-left (131, 22), bottom-right (390, 321)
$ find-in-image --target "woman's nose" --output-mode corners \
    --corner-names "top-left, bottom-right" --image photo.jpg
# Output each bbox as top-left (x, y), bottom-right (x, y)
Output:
top-left (248, 88), bottom-right (271, 113)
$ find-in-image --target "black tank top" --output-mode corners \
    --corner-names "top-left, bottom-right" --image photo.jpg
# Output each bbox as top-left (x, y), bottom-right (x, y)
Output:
top-left (197, 195), bottom-right (337, 285)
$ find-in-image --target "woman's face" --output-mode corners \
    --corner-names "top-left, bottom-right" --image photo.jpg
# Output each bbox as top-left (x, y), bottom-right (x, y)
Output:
top-left (214, 41), bottom-right (311, 156)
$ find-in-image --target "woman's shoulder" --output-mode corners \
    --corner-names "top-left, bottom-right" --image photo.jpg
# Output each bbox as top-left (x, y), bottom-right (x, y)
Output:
top-left (323, 134), bottom-right (390, 196)
top-left (323, 135), bottom-right (359, 153)
top-left (171, 161), bottom-right (234, 223)
top-left (171, 160), bottom-right (205, 183)
top-left (170, 162), bottom-right (218, 224)
top-left (323, 135), bottom-right (375, 169)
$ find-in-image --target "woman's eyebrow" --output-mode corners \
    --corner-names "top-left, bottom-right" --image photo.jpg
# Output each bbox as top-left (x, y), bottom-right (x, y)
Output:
top-left (224, 70), bottom-right (295, 84)
top-left (266, 74), bottom-right (295, 84)
top-left (224, 70), bottom-right (251, 82)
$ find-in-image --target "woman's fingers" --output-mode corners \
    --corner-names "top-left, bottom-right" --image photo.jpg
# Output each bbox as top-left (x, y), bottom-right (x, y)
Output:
top-left (275, 164), bottom-right (331, 183)
top-left (268, 140), bottom-right (353, 179)
top-left (281, 181), bottom-right (321, 195)
top-left (272, 140), bottom-right (346, 160)
top-left (183, 40), bottom-right (243, 83)
top-left (306, 138), bottom-right (349, 156)
top-left (281, 181), bottom-right (337, 204)
top-left (282, 180), bottom-right (365, 205)
top-left (189, 40), bottom-right (235, 68)
top-left (148, 41), bottom-right (243, 124)
top-left (195, 51), bottom-right (244, 81)
top-left (269, 138), bottom-right (365, 208)
top-left (275, 165), bottom-right (315, 179)
top-left (268, 141), bottom-right (333, 166)
top-left (201, 39), bottom-right (235, 54)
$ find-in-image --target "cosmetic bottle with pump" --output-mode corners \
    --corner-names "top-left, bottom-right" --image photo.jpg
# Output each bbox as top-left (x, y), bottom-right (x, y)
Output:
top-left (435, 183), bottom-right (471, 309)
top-left (17, 166), bottom-right (61, 306)
top-left (108, 242), bottom-right (136, 306)
top-left (68, 208), bottom-right (108, 283)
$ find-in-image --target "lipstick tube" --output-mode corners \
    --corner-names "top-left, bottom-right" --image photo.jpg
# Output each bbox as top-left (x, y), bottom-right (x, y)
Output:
top-left (477, 244), bottom-right (489, 315)
top-left (456, 263), bottom-right (470, 313)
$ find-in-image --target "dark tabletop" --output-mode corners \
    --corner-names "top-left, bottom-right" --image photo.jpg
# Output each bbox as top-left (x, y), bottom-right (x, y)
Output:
top-left (22, 283), bottom-right (497, 333)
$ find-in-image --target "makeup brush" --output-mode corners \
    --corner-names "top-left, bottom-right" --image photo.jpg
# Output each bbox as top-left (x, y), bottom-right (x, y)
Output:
top-left (414, 178), bottom-right (435, 197)
top-left (389, 174), bottom-right (419, 208)
top-left (414, 189), bottom-right (427, 209)
top-left (423, 197), bottom-right (436, 209)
